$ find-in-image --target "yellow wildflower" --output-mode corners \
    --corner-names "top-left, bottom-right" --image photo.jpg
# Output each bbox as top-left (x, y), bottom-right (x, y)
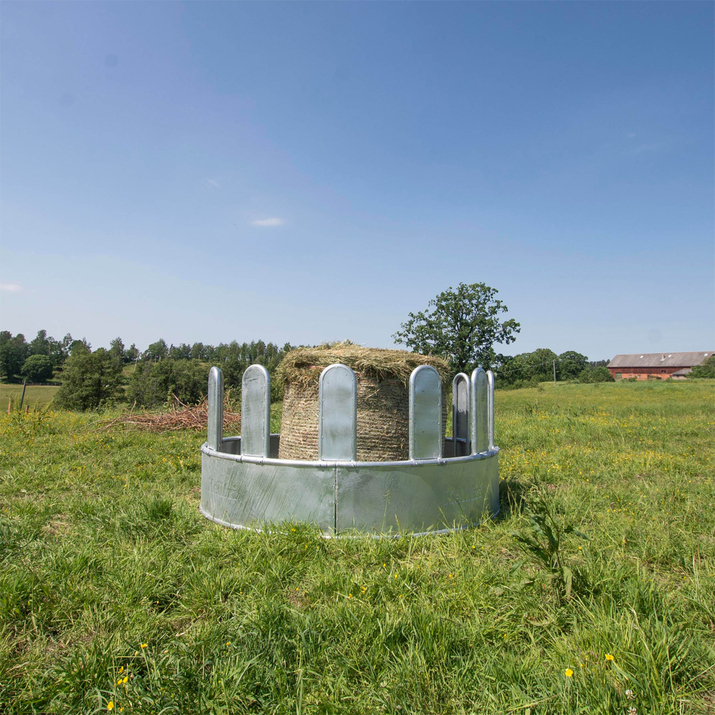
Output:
top-left (107, 703), bottom-right (114, 712)
top-left (565, 669), bottom-right (573, 677)
top-left (140, 643), bottom-right (148, 649)
top-left (605, 654), bottom-right (614, 661)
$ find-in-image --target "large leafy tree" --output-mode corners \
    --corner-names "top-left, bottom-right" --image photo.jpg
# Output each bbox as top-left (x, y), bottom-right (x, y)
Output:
top-left (54, 346), bottom-right (124, 410)
top-left (29, 329), bottom-right (51, 356)
top-left (393, 283), bottom-right (520, 373)
top-left (145, 339), bottom-right (169, 361)
top-left (21, 355), bottom-right (54, 383)
top-left (558, 350), bottom-right (588, 380)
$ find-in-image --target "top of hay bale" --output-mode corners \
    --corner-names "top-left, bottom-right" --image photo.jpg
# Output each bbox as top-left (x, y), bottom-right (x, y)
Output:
top-left (277, 342), bottom-right (450, 387)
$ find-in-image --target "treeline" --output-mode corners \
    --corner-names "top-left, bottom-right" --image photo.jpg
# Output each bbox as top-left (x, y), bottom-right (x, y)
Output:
top-left (0, 330), bottom-right (292, 411)
top-left (124, 339), bottom-right (290, 410)
top-left (0, 330), bottom-right (83, 383)
top-left (495, 349), bottom-right (612, 388)
top-left (2, 330), bottom-right (618, 410)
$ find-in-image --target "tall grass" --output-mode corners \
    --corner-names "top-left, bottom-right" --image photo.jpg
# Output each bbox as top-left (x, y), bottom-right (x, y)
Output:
top-left (0, 381), bottom-right (713, 713)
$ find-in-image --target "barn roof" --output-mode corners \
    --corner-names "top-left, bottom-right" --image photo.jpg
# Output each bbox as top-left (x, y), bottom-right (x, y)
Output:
top-left (608, 352), bottom-right (713, 369)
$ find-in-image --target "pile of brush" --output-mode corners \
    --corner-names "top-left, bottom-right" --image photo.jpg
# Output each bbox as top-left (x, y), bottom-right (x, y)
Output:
top-left (101, 395), bottom-right (241, 433)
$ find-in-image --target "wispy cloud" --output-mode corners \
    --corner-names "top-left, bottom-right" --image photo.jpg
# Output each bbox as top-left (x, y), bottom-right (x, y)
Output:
top-left (205, 178), bottom-right (220, 189)
top-left (0, 283), bottom-right (21, 292)
top-left (251, 218), bottom-right (284, 227)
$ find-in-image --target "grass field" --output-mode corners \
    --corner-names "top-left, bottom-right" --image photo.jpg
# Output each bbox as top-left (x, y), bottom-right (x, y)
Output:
top-left (0, 384), bottom-right (59, 410)
top-left (1, 381), bottom-right (713, 714)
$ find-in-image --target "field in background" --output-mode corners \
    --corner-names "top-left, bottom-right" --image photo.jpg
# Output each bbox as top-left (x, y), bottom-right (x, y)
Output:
top-left (0, 384), bottom-right (59, 410)
top-left (1, 381), bottom-right (713, 713)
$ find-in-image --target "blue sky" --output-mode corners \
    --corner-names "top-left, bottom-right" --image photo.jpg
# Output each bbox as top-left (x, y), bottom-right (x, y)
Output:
top-left (1, 1), bottom-right (713, 360)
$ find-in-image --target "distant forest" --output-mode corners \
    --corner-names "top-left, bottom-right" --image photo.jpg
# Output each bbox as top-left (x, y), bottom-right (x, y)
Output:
top-left (1, 329), bottom-right (612, 411)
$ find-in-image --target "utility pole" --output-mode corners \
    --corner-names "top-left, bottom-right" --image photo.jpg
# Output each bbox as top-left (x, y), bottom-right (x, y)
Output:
top-left (553, 360), bottom-right (557, 387)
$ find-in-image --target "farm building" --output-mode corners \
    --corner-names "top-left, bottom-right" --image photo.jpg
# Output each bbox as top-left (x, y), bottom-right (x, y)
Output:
top-left (607, 351), bottom-right (713, 380)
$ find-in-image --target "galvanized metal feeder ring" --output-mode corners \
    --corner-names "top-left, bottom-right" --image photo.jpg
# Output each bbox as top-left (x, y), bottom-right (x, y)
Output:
top-left (200, 363), bottom-right (499, 536)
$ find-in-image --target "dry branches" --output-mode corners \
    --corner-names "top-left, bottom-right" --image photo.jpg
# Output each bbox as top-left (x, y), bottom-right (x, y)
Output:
top-left (100, 395), bottom-right (240, 433)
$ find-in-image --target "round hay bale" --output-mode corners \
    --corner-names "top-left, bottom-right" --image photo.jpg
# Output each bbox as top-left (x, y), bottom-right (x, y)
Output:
top-left (277, 343), bottom-right (450, 461)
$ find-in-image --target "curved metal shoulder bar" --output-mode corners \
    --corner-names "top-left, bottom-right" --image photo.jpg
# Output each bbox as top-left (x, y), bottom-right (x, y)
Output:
top-left (487, 369), bottom-right (495, 450)
top-left (242, 364), bottom-right (271, 458)
top-left (470, 367), bottom-right (488, 454)
top-left (207, 366), bottom-right (224, 452)
top-left (409, 365), bottom-right (442, 460)
top-left (319, 364), bottom-right (357, 461)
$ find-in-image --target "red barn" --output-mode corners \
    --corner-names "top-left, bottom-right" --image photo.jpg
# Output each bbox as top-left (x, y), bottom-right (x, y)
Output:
top-left (608, 352), bottom-right (713, 380)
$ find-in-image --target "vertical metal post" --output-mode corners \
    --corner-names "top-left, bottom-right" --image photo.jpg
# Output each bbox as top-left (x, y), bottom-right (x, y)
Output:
top-left (19, 380), bottom-right (27, 410)
top-left (409, 365), bottom-right (442, 460)
top-left (470, 368), bottom-right (488, 453)
top-left (319, 364), bottom-right (357, 461)
top-left (452, 373), bottom-right (470, 457)
top-left (487, 370), bottom-right (495, 451)
top-left (207, 366), bottom-right (224, 452)
top-left (241, 365), bottom-right (271, 457)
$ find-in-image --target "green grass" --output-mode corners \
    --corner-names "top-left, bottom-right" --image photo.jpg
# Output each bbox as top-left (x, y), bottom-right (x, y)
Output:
top-left (1, 381), bottom-right (713, 714)
top-left (0, 384), bottom-right (59, 410)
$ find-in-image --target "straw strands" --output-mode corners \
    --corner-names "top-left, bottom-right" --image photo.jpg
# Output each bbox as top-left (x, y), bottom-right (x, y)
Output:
top-left (276, 342), bottom-right (450, 387)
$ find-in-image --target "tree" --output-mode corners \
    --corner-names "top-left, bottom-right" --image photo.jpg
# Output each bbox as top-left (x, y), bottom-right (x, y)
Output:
top-left (525, 348), bottom-right (559, 381)
top-left (54, 348), bottom-right (124, 410)
top-left (125, 343), bottom-right (140, 363)
top-left (495, 348), bottom-right (557, 386)
top-left (47, 333), bottom-right (74, 368)
top-left (690, 355), bottom-right (715, 378)
top-left (558, 351), bottom-right (588, 380)
top-left (578, 366), bottom-right (614, 383)
top-left (29, 329), bottom-right (51, 356)
top-left (69, 338), bottom-right (91, 357)
top-left (393, 283), bottom-right (520, 373)
top-left (126, 358), bottom-right (208, 408)
top-left (146, 339), bottom-right (168, 361)
top-left (169, 343), bottom-right (192, 361)
top-left (0, 332), bottom-right (29, 382)
top-left (21, 355), bottom-right (54, 383)
top-left (109, 337), bottom-right (126, 363)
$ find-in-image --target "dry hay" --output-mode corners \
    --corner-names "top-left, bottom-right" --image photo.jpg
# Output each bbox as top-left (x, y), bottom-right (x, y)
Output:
top-left (101, 395), bottom-right (241, 433)
top-left (277, 342), bottom-right (450, 388)
top-left (277, 343), bottom-right (449, 461)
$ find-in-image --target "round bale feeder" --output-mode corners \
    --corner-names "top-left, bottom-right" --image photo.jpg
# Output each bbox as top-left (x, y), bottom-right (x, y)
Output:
top-left (200, 352), bottom-right (499, 536)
